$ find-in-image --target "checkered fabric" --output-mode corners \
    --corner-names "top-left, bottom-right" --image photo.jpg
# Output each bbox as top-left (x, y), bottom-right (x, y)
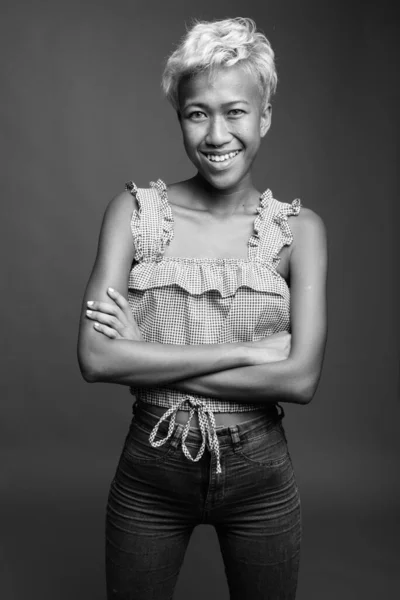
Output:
top-left (126, 179), bottom-right (301, 474)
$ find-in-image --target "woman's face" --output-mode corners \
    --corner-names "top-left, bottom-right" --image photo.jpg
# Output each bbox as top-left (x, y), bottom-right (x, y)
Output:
top-left (178, 64), bottom-right (271, 191)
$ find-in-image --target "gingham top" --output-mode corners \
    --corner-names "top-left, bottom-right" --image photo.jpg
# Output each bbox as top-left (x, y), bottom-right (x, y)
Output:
top-left (126, 179), bottom-right (301, 474)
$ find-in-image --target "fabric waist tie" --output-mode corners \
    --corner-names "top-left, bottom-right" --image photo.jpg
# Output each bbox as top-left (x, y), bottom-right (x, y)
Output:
top-left (148, 396), bottom-right (222, 474)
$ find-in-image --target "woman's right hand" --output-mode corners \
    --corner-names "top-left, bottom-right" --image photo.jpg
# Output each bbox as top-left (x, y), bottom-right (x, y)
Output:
top-left (86, 287), bottom-right (144, 341)
top-left (243, 331), bottom-right (292, 365)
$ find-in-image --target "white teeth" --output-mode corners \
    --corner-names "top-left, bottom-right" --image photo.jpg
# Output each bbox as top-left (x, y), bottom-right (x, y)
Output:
top-left (206, 150), bottom-right (240, 162)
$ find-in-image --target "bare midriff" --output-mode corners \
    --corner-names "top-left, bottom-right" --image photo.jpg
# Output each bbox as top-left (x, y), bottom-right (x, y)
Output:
top-left (136, 401), bottom-right (267, 429)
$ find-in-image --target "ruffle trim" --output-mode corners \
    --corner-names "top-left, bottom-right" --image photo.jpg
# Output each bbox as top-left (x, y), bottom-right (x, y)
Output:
top-left (273, 198), bottom-right (302, 247)
top-left (149, 179), bottom-right (174, 259)
top-left (248, 188), bottom-right (273, 258)
top-left (128, 258), bottom-right (288, 299)
top-left (125, 179), bottom-right (174, 262)
top-left (125, 180), bottom-right (144, 261)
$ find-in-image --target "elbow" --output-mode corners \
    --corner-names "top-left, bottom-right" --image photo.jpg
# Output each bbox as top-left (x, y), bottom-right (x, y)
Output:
top-left (80, 365), bottom-right (100, 383)
top-left (293, 371), bottom-right (320, 405)
top-left (77, 345), bottom-right (106, 384)
top-left (77, 325), bottom-right (119, 383)
top-left (281, 360), bottom-right (320, 405)
top-left (295, 385), bottom-right (314, 405)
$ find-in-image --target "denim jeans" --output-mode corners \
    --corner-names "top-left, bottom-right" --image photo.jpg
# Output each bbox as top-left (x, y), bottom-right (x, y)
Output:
top-left (106, 401), bottom-right (302, 600)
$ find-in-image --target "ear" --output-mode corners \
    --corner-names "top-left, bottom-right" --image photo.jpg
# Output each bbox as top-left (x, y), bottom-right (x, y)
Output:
top-left (260, 104), bottom-right (272, 138)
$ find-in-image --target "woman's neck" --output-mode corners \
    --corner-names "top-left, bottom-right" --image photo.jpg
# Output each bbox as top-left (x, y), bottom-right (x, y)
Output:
top-left (187, 172), bottom-right (260, 217)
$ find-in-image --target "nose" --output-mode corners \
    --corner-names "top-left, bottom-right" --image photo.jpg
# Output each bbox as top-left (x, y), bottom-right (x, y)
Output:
top-left (205, 116), bottom-right (231, 147)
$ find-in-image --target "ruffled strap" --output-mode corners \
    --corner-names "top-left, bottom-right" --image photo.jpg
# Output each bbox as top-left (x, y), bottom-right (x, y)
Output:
top-left (249, 193), bottom-right (301, 266)
top-left (248, 188), bottom-right (273, 259)
top-left (125, 178), bottom-right (174, 262)
top-left (273, 198), bottom-right (302, 247)
top-left (125, 181), bottom-right (144, 262)
top-left (149, 179), bottom-right (174, 260)
top-left (148, 397), bottom-right (222, 475)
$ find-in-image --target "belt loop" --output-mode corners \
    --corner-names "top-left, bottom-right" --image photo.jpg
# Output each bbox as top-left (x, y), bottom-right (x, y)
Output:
top-left (170, 423), bottom-right (183, 449)
top-left (229, 425), bottom-right (242, 451)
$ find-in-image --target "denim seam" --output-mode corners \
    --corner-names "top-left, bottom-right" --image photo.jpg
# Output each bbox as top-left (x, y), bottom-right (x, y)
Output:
top-left (236, 424), bottom-right (281, 446)
top-left (123, 441), bottom-right (178, 465)
top-left (234, 449), bottom-right (290, 469)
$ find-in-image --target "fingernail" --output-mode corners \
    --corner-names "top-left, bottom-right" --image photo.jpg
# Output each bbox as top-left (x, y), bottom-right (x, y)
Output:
top-left (86, 309), bottom-right (92, 316)
top-left (108, 287), bottom-right (114, 293)
top-left (87, 300), bottom-right (94, 306)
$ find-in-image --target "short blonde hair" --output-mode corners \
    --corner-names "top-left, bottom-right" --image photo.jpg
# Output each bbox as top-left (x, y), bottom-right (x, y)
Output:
top-left (162, 17), bottom-right (278, 113)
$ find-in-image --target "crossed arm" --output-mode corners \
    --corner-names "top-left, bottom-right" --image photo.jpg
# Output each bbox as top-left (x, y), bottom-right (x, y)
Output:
top-left (77, 191), bottom-right (328, 406)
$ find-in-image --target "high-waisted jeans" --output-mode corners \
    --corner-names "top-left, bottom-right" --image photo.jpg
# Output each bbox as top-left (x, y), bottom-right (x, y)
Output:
top-left (105, 400), bottom-right (302, 600)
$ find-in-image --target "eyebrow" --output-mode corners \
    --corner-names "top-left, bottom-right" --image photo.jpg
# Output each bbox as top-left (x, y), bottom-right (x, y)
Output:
top-left (183, 100), bottom-right (251, 110)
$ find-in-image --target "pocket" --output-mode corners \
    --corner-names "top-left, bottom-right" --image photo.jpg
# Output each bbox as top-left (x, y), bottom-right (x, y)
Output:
top-left (235, 422), bottom-right (289, 468)
top-left (122, 419), bottom-right (178, 465)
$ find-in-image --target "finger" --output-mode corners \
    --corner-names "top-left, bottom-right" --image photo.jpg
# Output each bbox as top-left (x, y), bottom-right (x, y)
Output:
top-left (93, 322), bottom-right (120, 339)
top-left (86, 309), bottom-right (123, 332)
top-left (86, 300), bottom-right (119, 316)
top-left (107, 287), bottom-right (130, 313)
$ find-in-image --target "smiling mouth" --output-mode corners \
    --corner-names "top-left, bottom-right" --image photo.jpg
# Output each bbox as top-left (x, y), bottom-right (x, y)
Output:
top-left (202, 149), bottom-right (242, 164)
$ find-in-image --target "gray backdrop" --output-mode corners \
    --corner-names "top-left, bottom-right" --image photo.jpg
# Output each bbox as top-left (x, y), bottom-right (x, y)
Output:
top-left (2, 0), bottom-right (398, 598)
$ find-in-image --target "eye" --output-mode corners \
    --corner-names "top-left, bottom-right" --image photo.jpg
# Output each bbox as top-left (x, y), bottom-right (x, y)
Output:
top-left (228, 109), bottom-right (245, 117)
top-left (187, 111), bottom-right (207, 121)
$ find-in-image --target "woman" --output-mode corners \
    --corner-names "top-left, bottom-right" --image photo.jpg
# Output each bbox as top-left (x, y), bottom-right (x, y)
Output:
top-left (78, 17), bottom-right (327, 600)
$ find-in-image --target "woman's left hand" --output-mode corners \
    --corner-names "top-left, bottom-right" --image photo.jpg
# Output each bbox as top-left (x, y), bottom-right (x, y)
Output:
top-left (85, 287), bottom-right (144, 341)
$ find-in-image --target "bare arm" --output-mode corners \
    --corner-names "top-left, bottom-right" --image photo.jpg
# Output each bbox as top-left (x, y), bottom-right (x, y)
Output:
top-left (77, 192), bottom-right (260, 386)
top-left (167, 208), bottom-right (328, 405)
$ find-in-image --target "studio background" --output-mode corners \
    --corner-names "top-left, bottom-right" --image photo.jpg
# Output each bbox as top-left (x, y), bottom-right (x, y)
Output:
top-left (2, 0), bottom-right (398, 599)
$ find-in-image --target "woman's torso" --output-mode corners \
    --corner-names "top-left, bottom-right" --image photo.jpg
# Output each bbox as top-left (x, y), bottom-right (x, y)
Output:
top-left (125, 179), bottom-right (301, 428)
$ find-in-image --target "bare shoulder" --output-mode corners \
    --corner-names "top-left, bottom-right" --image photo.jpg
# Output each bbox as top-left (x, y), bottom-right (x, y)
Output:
top-left (289, 206), bottom-right (327, 246)
top-left (96, 188), bottom-right (137, 257)
top-left (103, 188), bottom-right (137, 221)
